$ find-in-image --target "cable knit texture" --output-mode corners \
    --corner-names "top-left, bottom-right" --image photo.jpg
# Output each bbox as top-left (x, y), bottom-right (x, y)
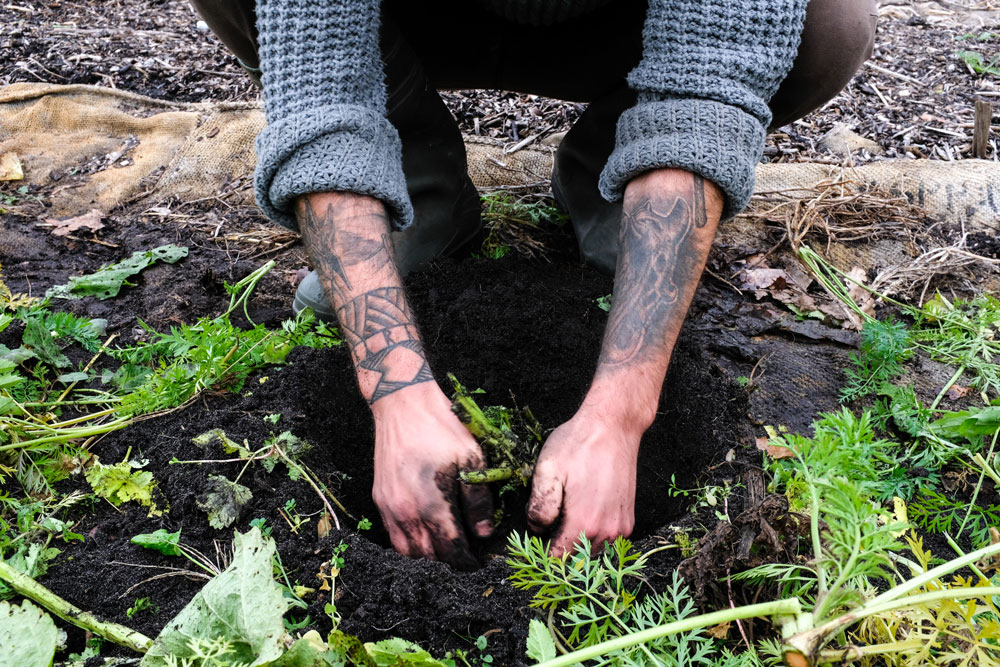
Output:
top-left (254, 0), bottom-right (807, 229)
top-left (255, 0), bottom-right (412, 230)
top-left (600, 0), bottom-right (808, 219)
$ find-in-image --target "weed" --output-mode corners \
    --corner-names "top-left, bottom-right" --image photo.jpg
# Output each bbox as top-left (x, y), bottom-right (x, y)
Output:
top-left (958, 49), bottom-right (1000, 76)
top-left (479, 192), bottom-right (568, 260)
top-left (126, 596), bottom-right (155, 618)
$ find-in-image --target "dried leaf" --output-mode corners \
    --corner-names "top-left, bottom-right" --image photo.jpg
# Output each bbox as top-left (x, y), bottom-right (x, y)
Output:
top-left (39, 209), bottom-right (105, 237)
top-left (946, 385), bottom-right (972, 401)
top-left (756, 435), bottom-right (795, 459)
top-left (706, 621), bottom-right (731, 639)
top-left (317, 512), bottom-right (332, 539)
top-left (196, 474), bottom-right (252, 529)
top-left (0, 152), bottom-right (23, 181)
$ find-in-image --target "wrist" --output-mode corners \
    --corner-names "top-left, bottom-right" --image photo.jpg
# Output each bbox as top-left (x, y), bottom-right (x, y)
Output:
top-left (369, 379), bottom-right (445, 419)
top-left (579, 377), bottom-right (657, 441)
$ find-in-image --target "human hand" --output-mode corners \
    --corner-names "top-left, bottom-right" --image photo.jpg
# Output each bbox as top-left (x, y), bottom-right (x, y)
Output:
top-left (371, 382), bottom-right (494, 569)
top-left (526, 405), bottom-right (642, 556)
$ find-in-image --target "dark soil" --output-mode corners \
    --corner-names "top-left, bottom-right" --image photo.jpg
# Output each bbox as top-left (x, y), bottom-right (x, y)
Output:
top-left (1, 192), bottom-right (776, 663)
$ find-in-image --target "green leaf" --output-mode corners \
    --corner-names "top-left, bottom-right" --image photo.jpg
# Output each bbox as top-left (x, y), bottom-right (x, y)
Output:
top-left (56, 371), bottom-right (89, 384)
top-left (22, 318), bottom-right (70, 368)
top-left (131, 529), bottom-right (183, 557)
top-left (46, 244), bottom-right (188, 300)
top-left (0, 396), bottom-right (17, 415)
top-left (141, 528), bottom-right (289, 667)
top-left (525, 619), bottom-right (557, 663)
top-left (0, 345), bottom-right (36, 365)
top-left (192, 428), bottom-right (252, 459)
top-left (0, 600), bottom-right (59, 667)
top-left (196, 474), bottom-right (252, 529)
top-left (365, 638), bottom-right (451, 667)
top-left (931, 406), bottom-right (1000, 440)
top-left (0, 543), bottom-right (61, 600)
top-left (0, 372), bottom-right (24, 389)
top-left (85, 458), bottom-right (163, 517)
top-left (270, 631), bottom-right (349, 667)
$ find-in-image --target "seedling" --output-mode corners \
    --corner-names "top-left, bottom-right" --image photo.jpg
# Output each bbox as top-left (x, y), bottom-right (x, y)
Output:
top-left (125, 596), bottom-right (155, 618)
top-left (449, 373), bottom-right (542, 487)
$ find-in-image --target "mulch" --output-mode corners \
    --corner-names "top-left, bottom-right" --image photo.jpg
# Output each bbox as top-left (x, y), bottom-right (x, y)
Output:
top-left (1, 0), bottom-right (997, 161)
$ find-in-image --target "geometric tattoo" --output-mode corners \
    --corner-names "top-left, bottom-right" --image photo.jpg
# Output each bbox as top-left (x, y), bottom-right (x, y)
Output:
top-left (336, 287), bottom-right (434, 404)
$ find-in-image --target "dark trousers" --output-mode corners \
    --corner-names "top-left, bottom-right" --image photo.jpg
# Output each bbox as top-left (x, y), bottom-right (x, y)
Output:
top-left (190, 0), bottom-right (878, 272)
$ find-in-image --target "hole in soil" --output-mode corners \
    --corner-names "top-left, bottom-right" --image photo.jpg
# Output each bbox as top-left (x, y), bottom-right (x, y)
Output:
top-left (31, 255), bottom-right (755, 664)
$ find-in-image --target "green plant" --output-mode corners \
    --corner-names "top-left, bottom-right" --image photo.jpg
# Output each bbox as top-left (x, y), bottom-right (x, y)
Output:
top-left (478, 192), bottom-right (568, 260)
top-left (127, 597), bottom-right (156, 618)
top-left (449, 374), bottom-right (541, 487)
top-left (46, 244), bottom-right (188, 301)
top-left (958, 50), bottom-right (1000, 76)
top-left (840, 318), bottom-right (912, 402)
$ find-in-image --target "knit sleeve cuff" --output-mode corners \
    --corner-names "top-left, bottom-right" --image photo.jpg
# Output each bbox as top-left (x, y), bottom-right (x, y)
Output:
top-left (598, 97), bottom-right (766, 220)
top-left (254, 104), bottom-right (413, 231)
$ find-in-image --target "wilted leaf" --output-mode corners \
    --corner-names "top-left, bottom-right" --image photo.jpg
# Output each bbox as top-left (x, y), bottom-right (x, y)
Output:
top-left (525, 619), bottom-right (557, 662)
top-left (946, 385), bottom-right (973, 401)
top-left (131, 529), bottom-right (183, 557)
top-left (317, 513), bottom-right (332, 539)
top-left (39, 209), bottom-right (105, 237)
top-left (46, 244), bottom-right (188, 300)
top-left (56, 371), bottom-right (89, 383)
top-left (365, 637), bottom-right (450, 667)
top-left (192, 428), bottom-right (252, 459)
top-left (707, 620), bottom-right (731, 639)
top-left (0, 152), bottom-right (23, 181)
top-left (196, 474), bottom-right (252, 529)
top-left (141, 528), bottom-right (288, 667)
top-left (756, 435), bottom-right (795, 459)
top-left (272, 630), bottom-right (350, 666)
top-left (0, 600), bottom-right (58, 667)
top-left (85, 457), bottom-right (163, 517)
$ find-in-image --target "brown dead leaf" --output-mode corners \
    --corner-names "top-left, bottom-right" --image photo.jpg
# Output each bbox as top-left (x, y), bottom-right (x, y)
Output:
top-left (707, 621), bottom-right (731, 639)
top-left (946, 385), bottom-right (972, 401)
top-left (39, 209), bottom-right (105, 237)
top-left (756, 436), bottom-right (795, 459)
top-left (845, 267), bottom-right (876, 320)
top-left (739, 268), bottom-right (788, 292)
top-left (0, 152), bottom-right (23, 181)
top-left (317, 512), bottom-right (332, 539)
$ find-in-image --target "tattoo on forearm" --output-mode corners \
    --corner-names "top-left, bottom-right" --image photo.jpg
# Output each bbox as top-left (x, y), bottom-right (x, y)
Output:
top-left (599, 176), bottom-right (711, 370)
top-left (298, 200), bottom-right (434, 404)
top-left (337, 287), bottom-right (434, 404)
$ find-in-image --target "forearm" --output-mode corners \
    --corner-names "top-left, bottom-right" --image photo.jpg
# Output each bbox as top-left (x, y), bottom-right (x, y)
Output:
top-left (295, 192), bottom-right (432, 406)
top-left (585, 169), bottom-right (723, 430)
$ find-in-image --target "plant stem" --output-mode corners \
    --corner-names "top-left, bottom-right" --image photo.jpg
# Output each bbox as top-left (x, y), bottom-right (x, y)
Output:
top-left (460, 467), bottom-right (515, 484)
top-left (929, 365), bottom-right (966, 411)
top-left (943, 533), bottom-right (988, 581)
top-left (0, 560), bottom-right (153, 654)
top-left (866, 539), bottom-right (1000, 607)
top-left (532, 599), bottom-right (803, 667)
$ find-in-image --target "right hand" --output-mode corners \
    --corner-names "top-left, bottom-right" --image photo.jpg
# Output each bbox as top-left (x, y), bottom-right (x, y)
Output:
top-left (371, 382), bottom-right (494, 569)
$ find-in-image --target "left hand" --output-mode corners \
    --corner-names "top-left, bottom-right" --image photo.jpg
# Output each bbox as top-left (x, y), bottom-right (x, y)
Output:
top-left (526, 406), bottom-right (642, 556)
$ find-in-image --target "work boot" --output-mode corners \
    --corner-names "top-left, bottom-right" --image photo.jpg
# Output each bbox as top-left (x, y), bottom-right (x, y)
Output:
top-left (551, 86), bottom-right (636, 275)
top-left (293, 25), bottom-right (482, 322)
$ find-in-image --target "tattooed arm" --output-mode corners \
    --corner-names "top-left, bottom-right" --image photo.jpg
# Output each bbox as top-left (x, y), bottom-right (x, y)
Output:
top-left (296, 192), bottom-right (493, 569)
top-left (527, 169), bottom-right (723, 555)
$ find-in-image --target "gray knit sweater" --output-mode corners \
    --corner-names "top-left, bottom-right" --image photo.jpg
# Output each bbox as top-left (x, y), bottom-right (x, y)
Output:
top-left (254, 0), bottom-right (807, 229)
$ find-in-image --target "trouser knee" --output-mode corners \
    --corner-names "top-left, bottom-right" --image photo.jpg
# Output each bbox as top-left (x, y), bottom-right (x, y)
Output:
top-left (769, 0), bottom-right (878, 129)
